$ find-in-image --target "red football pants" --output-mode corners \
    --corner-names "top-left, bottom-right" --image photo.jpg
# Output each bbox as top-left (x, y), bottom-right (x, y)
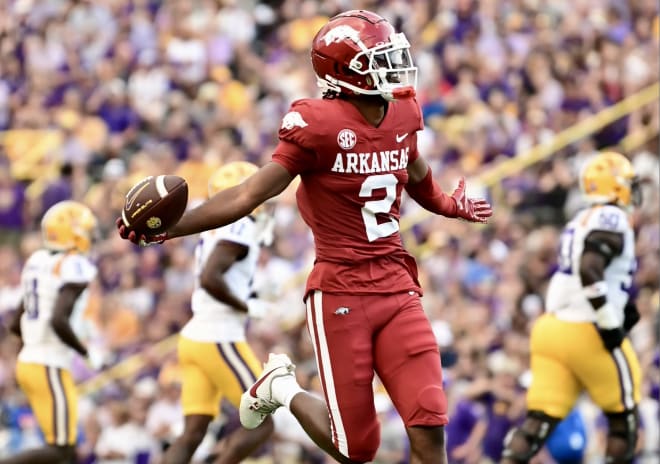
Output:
top-left (305, 290), bottom-right (448, 462)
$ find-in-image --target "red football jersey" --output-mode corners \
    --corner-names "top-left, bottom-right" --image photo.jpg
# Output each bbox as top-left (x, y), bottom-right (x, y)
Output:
top-left (272, 97), bottom-right (425, 296)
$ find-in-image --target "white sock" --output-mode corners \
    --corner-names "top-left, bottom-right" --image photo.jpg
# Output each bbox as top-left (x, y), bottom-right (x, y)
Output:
top-left (271, 374), bottom-right (305, 409)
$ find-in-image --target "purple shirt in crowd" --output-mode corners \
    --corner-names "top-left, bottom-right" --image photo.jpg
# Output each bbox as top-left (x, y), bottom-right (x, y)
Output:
top-left (446, 399), bottom-right (486, 459)
top-left (482, 395), bottom-right (522, 461)
top-left (0, 183), bottom-right (25, 230)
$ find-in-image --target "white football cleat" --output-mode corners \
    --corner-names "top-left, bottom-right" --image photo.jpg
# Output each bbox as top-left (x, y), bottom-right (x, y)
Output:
top-left (239, 353), bottom-right (296, 429)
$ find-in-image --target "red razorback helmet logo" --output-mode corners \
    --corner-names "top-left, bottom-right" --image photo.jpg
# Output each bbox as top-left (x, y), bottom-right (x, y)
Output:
top-left (311, 10), bottom-right (417, 101)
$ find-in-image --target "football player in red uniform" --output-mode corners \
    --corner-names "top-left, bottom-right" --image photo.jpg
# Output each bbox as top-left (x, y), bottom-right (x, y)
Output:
top-left (119, 10), bottom-right (492, 464)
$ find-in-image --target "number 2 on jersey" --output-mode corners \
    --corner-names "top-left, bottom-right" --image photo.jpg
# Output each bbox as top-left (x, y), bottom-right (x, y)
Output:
top-left (24, 278), bottom-right (39, 319)
top-left (359, 174), bottom-right (399, 242)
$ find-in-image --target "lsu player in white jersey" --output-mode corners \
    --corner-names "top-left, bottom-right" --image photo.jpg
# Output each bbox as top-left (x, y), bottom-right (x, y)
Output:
top-left (162, 161), bottom-right (274, 464)
top-left (502, 152), bottom-right (643, 464)
top-left (4, 201), bottom-right (97, 464)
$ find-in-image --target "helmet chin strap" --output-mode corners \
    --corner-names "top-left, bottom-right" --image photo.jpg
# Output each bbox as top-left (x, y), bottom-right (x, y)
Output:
top-left (391, 86), bottom-right (416, 99)
top-left (321, 74), bottom-right (416, 101)
top-left (379, 86), bottom-right (416, 102)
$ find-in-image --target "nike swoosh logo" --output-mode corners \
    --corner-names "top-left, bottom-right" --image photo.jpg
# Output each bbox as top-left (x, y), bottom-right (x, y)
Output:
top-left (395, 133), bottom-right (408, 143)
top-left (249, 367), bottom-right (279, 397)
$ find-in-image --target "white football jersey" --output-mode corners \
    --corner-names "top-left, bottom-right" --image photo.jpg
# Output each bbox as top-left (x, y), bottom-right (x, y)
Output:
top-left (18, 249), bottom-right (97, 369)
top-left (181, 216), bottom-right (261, 342)
top-left (546, 205), bottom-right (636, 323)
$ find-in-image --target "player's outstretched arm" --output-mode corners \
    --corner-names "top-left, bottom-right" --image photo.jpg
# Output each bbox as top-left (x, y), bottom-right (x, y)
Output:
top-left (120, 163), bottom-right (294, 244)
top-left (169, 162), bottom-right (293, 239)
top-left (51, 283), bottom-right (89, 357)
top-left (405, 157), bottom-right (492, 223)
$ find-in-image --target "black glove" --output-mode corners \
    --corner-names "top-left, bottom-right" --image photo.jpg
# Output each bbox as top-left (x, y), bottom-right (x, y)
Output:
top-left (596, 326), bottom-right (626, 351)
top-left (623, 301), bottom-right (641, 333)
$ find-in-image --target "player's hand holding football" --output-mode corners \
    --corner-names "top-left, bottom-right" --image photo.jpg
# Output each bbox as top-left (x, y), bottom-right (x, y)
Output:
top-left (116, 218), bottom-right (169, 246)
top-left (451, 177), bottom-right (493, 223)
top-left (117, 175), bottom-right (188, 246)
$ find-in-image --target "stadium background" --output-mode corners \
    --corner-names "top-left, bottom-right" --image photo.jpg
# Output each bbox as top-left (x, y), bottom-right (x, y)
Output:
top-left (0, 0), bottom-right (658, 462)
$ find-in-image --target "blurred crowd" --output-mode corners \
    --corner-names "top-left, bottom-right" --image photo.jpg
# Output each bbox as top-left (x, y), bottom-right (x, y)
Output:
top-left (0, 0), bottom-right (658, 463)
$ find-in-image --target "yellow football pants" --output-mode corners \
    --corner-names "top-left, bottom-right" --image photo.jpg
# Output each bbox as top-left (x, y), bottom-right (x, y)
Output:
top-left (178, 337), bottom-right (263, 417)
top-left (15, 362), bottom-right (78, 446)
top-left (527, 314), bottom-right (641, 418)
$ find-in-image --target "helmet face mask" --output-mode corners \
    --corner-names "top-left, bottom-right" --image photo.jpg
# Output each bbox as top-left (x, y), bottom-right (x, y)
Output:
top-left (348, 32), bottom-right (417, 98)
top-left (311, 10), bottom-right (418, 101)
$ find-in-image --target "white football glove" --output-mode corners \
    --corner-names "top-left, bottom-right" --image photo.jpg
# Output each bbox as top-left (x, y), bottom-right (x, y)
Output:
top-left (86, 345), bottom-right (110, 371)
top-left (246, 298), bottom-right (268, 319)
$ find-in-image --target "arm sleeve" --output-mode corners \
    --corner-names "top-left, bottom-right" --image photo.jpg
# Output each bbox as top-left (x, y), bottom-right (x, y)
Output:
top-left (405, 166), bottom-right (458, 217)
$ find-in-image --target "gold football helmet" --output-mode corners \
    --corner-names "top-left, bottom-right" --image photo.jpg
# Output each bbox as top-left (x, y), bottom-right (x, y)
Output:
top-left (207, 161), bottom-right (259, 197)
top-left (208, 162), bottom-right (274, 243)
top-left (580, 151), bottom-right (641, 208)
top-left (41, 201), bottom-right (98, 253)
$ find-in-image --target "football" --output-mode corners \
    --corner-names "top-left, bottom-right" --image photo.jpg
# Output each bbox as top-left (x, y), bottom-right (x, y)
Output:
top-left (121, 175), bottom-right (188, 236)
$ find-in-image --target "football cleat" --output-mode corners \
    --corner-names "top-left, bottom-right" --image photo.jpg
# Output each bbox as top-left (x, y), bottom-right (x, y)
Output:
top-left (239, 353), bottom-right (296, 429)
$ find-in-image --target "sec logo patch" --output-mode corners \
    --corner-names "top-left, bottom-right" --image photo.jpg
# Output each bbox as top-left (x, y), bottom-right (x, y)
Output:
top-left (337, 129), bottom-right (357, 150)
top-left (146, 216), bottom-right (162, 229)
